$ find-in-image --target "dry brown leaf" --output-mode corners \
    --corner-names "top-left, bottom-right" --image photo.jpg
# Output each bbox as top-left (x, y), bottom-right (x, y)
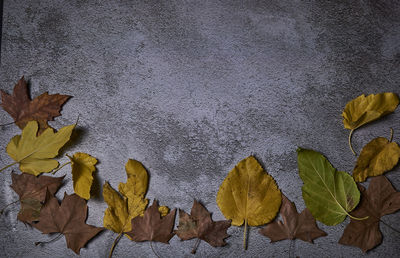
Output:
top-left (259, 194), bottom-right (326, 243)
top-left (10, 172), bottom-right (64, 223)
top-left (125, 200), bottom-right (176, 244)
top-left (339, 176), bottom-right (400, 252)
top-left (33, 192), bottom-right (103, 254)
top-left (175, 200), bottom-right (231, 253)
top-left (1, 77), bottom-right (71, 133)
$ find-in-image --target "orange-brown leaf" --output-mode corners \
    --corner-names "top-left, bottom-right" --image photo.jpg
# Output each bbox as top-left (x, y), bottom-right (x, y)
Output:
top-left (10, 172), bottom-right (64, 223)
top-left (259, 194), bottom-right (326, 243)
top-left (125, 200), bottom-right (176, 244)
top-left (1, 77), bottom-right (71, 133)
top-left (339, 176), bottom-right (400, 252)
top-left (175, 200), bottom-right (230, 252)
top-left (33, 192), bottom-right (103, 254)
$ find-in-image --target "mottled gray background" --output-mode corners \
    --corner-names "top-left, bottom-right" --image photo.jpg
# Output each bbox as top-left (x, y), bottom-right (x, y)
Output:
top-left (0, 0), bottom-right (399, 257)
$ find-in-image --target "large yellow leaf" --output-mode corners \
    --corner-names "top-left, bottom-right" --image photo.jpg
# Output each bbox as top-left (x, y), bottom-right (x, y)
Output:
top-left (5, 120), bottom-right (75, 176)
top-left (216, 156), bottom-right (281, 249)
top-left (342, 93), bottom-right (399, 155)
top-left (353, 137), bottom-right (400, 182)
top-left (69, 152), bottom-right (98, 200)
top-left (103, 159), bottom-right (168, 235)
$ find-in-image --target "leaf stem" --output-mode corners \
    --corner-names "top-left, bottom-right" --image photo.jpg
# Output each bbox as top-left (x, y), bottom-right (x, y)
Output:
top-left (0, 199), bottom-right (19, 214)
top-left (35, 233), bottom-right (63, 246)
top-left (347, 213), bottom-right (368, 221)
top-left (389, 128), bottom-right (394, 142)
top-left (108, 231), bottom-right (123, 258)
top-left (52, 161), bottom-right (71, 175)
top-left (348, 129), bottom-right (357, 156)
top-left (243, 218), bottom-right (248, 250)
top-left (191, 238), bottom-right (201, 254)
top-left (0, 162), bottom-right (18, 173)
top-left (380, 219), bottom-right (400, 234)
top-left (149, 241), bottom-right (161, 258)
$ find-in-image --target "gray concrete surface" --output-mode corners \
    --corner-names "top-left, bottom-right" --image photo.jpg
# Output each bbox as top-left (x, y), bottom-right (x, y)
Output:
top-left (0, 0), bottom-right (399, 257)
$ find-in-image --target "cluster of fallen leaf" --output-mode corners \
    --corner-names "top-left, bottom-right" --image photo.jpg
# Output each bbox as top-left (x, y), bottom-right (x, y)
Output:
top-left (1, 77), bottom-right (399, 256)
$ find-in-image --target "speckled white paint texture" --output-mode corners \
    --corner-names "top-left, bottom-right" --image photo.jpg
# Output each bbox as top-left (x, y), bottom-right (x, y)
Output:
top-left (0, 0), bottom-right (400, 257)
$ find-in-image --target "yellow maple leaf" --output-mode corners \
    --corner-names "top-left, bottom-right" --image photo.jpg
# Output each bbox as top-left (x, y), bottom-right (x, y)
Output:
top-left (342, 93), bottom-right (399, 155)
top-left (353, 137), bottom-right (400, 182)
top-left (4, 120), bottom-right (75, 176)
top-left (216, 156), bottom-right (281, 249)
top-left (68, 152), bottom-right (98, 200)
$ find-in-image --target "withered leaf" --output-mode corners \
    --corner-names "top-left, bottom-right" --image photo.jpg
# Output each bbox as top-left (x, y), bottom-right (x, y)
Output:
top-left (1, 76), bottom-right (71, 133)
top-left (259, 194), bottom-right (326, 243)
top-left (33, 192), bottom-right (103, 254)
top-left (175, 200), bottom-right (231, 253)
top-left (353, 137), bottom-right (400, 182)
top-left (339, 176), bottom-right (400, 252)
top-left (125, 200), bottom-right (176, 244)
top-left (10, 172), bottom-right (64, 223)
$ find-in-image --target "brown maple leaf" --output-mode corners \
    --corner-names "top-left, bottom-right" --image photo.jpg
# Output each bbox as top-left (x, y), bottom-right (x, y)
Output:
top-left (175, 200), bottom-right (230, 253)
top-left (10, 172), bottom-right (64, 223)
top-left (1, 76), bottom-right (71, 133)
top-left (33, 192), bottom-right (103, 254)
top-left (259, 194), bottom-right (327, 243)
top-left (125, 200), bottom-right (176, 244)
top-left (339, 176), bottom-right (400, 252)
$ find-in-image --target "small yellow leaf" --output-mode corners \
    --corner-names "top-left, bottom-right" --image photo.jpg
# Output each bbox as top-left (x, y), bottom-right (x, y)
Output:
top-left (68, 152), bottom-right (98, 200)
top-left (342, 93), bottom-right (399, 130)
top-left (6, 121), bottom-right (75, 176)
top-left (158, 205), bottom-right (169, 216)
top-left (353, 137), bottom-right (400, 182)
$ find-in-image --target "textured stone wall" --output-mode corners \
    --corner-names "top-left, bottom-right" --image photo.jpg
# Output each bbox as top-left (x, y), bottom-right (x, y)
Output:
top-left (0, 1), bottom-right (399, 257)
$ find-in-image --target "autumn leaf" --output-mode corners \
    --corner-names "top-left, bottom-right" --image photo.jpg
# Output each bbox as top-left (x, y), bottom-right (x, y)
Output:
top-left (175, 200), bottom-right (231, 254)
top-left (0, 76), bottom-right (71, 134)
top-left (103, 160), bottom-right (171, 258)
top-left (353, 137), bottom-right (400, 182)
top-left (68, 152), bottom-right (98, 200)
top-left (10, 172), bottom-right (64, 223)
top-left (216, 156), bottom-right (281, 249)
top-left (297, 148), bottom-right (362, 226)
top-left (125, 200), bottom-right (176, 244)
top-left (102, 159), bottom-right (150, 234)
top-left (33, 192), bottom-right (103, 254)
top-left (259, 194), bottom-right (326, 243)
top-left (339, 176), bottom-right (400, 252)
top-left (103, 159), bottom-right (168, 238)
top-left (3, 120), bottom-right (75, 175)
top-left (342, 93), bottom-right (399, 155)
